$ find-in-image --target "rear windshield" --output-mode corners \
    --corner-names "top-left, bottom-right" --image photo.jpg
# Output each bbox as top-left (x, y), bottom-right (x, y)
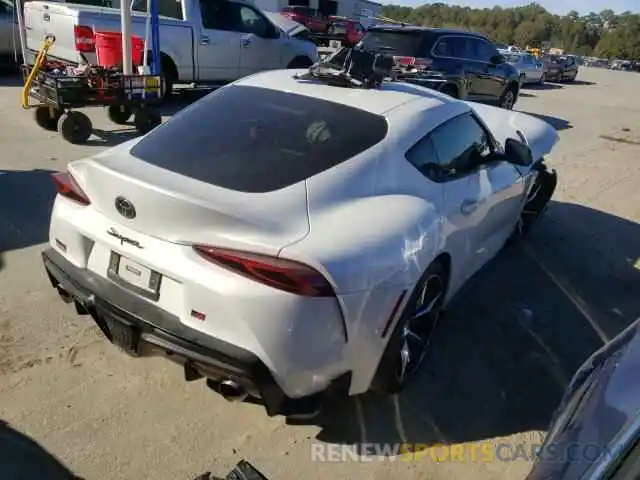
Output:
top-left (360, 30), bottom-right (423, 55)
top-left (130, 86), bottom-right (388, 193)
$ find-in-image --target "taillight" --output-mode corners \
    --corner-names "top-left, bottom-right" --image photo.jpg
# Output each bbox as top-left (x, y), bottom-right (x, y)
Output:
top-left (193, 246), bottom-right (335, 297)
top-left (393, 56), bottom-right (432, 69)
top-left (74, 25), bottom-right (95, 53)
top-left (51, 171), bottom-right (91, 206)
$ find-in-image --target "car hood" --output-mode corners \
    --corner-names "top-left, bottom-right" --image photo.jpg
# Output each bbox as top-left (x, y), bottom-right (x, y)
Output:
top-left (264, 11), bottom-right (308, 37)
top-left (469, 103), bottom-right (559, 163)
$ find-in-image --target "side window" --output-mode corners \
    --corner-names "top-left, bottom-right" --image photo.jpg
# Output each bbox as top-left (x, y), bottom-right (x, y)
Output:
top-left (406, 136), bottom-right (439, 179)
top-left (200, 0), bottom-right (238, 30)
top-left (429, 114), bottom-right (493, 176)
top-left (451, 37), bottom-right (475, 60)
top-left (476, 39), bottom-right (497, 62)
top-left (237, 5), bottom-right (269, 36)
top-left (132, 0), bottom-right (182, 19)
top-left (432, 37), bottom-right (454, 57)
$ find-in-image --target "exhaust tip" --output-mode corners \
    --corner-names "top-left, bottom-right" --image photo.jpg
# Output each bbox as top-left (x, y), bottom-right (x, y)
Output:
top-left (209, 379), bottom-right (248, 403)
top-left (56, 286), bottom-right (73, 304)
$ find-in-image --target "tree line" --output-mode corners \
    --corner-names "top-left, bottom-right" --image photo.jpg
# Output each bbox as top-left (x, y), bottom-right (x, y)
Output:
top-left (378, 3), bottom-right (640, 60)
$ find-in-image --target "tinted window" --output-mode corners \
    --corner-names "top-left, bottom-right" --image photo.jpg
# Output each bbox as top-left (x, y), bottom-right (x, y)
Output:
top-left (406, 136), bottom-right (439, 179)
top-left (237, 5), bottom-right (269, 36)
top-left (476, 39), bottom-right (497, 62)
top-left (360, 30), bottom-right (422, 56)
top-left (130, 86), bottom-right (389, 193)
top-left (200, 0), bottom-right (265, 33)
top-left (429, 114), bottom-right (493, 174)
top-left (433, 36), bottom-right (479, 59)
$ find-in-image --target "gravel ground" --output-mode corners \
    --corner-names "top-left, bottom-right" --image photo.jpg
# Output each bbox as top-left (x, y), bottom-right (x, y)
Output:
top-left (0, 66), bottom-right (639, 480)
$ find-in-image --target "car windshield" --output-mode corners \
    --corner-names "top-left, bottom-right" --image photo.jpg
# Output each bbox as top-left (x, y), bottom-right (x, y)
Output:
top-left (359, 30), bottom-right (423, 55)
top-left (505, 54), bottom-right (521, 63)
top-left (130, 86), bottom-right (389, 193)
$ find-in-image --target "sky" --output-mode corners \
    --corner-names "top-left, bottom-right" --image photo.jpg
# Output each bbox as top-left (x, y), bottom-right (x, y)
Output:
top-left (392, 0), bottom-right (639, 16)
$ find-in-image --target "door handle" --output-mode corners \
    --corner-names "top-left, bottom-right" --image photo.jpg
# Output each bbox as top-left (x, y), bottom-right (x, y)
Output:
top-left (241, 38), bottom-right (251, 48)
top-left (199, 35), bottom-right (210, 45)
top-left (461, 199), bottom-right (478, 216)
top-left (43, 13), bottom-right (50, 21)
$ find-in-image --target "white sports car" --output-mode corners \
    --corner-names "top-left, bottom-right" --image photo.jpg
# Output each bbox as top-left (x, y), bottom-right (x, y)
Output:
top-left (42, 65), bottom-right (558, 417)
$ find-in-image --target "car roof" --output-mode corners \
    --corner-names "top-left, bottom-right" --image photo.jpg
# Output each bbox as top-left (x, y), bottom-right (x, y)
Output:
top-left (368, 24), bottom-right (488, 39)
top-left (234, 69), bottom-right (470, 118)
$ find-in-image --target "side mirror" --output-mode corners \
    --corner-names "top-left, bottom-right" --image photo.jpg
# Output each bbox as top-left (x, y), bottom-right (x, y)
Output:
top-left (504, 138), bottom-right (533, 166)
top-left (264, 23), bottom-right (281, 39)
top-left (490, 54), bottom-right (504, 65)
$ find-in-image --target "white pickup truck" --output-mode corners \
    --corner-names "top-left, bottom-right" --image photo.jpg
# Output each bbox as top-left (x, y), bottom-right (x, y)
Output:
top-left (24, 0), bottom-right (319, 93)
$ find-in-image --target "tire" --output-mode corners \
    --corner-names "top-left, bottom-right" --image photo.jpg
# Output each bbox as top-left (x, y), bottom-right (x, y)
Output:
top-left (57, 111), bottom-right (92, 144)
top-left (287, 56), bottom-right (314, 69)
top-left (34, 106), bottom-right (61, 131)
top-left (498, 85), bottom-right (517, 110)
top-left (372, 261), bottom-right (448, 394)
top-left (134, 107), bottom-right (162, 135)
top-left (107, 104), bottom-right (132, 125)
top-left (513, 163), bottom-right (558, 238)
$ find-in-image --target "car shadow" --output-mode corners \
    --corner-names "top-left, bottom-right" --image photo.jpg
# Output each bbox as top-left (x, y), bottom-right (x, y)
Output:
top-left (295, 202), bottom-right (640, 453)
top-left (0, 169), bottom-right (57, 254)
top-left (522, 112), bottom-right (572, 131)
top-left (157, 87), bottom-right (214, 117)
top-left (519, 92), bottom-right (536, 97)
top-left (569, 80), bottom-right (596, 86)
top-left (81, 88), bottom-right (215, 147)
top-left (527, 83), bottom-right (563, 90)
top-left (0, 420), bottom-right (82, 479)
top-left (0, 71), bottom-right (21, 87)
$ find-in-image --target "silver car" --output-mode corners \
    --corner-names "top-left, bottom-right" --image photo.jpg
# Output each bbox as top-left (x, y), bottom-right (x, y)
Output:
top-left (505, 53), bottom-right (546, 85)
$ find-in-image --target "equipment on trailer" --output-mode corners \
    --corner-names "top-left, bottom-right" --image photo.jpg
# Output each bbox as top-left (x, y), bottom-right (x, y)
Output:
top-left (16, 0), bottom-right (164, 144)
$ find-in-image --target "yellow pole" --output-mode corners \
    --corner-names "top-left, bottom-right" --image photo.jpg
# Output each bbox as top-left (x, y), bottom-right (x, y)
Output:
top-left (22, 35), bottom-right (56, 109)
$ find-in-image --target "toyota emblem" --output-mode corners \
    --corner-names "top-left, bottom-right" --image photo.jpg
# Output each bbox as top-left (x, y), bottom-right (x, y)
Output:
top-left (115, 196), bottom-right (136, 219)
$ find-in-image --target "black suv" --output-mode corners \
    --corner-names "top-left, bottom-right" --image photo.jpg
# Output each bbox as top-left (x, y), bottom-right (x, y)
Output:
top-left (357, 25), bottom-right (522, 109)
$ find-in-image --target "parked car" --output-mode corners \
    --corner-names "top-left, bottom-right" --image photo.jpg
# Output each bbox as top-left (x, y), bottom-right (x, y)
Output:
top-left (505, 52), bottom-right (546, 85)
top-left (280, 6), bottom-right (329, 33)
top-left (542, 54), bottom-right (579, 82)
top-left (326, 15), bottom-right (366, 46)
top-left (23, 0), bottom-right (319, 96)
top-left (42, 63), bottom-right (559, 417)
top-left (528, 317), bottom-right (640, 480)
top-left (354, 25), bottom-right (522, 109)
top-left (0, 0), bottom-right (20, 65)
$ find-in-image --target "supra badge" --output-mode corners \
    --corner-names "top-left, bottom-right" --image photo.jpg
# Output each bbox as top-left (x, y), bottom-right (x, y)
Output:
top-left (107, 227), bottom-right (143, 249)
top-left (115, 196), bottom-right (136, 219)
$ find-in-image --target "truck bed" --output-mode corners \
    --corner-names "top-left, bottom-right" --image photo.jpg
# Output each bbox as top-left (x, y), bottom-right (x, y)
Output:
top-left (24, 1), bottom-right (193, 79)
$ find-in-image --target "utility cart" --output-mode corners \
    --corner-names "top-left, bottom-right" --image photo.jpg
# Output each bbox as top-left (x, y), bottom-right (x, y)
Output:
top-left (16, 0), bottom-right (165, 144)
top-left (22, 58), bottom-right (163, 144)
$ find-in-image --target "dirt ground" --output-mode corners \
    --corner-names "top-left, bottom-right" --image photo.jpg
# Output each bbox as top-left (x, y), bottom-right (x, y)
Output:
top-left (1, 67), bottom-right (639, 480)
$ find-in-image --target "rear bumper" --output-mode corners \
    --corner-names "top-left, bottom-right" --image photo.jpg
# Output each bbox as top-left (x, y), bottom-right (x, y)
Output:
top-left (42, 248), bottom-right (349, 416)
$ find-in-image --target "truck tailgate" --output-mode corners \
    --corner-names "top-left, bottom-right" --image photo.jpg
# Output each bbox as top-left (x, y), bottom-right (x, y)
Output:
top-left (25, 1), bottom-right (81, 63)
